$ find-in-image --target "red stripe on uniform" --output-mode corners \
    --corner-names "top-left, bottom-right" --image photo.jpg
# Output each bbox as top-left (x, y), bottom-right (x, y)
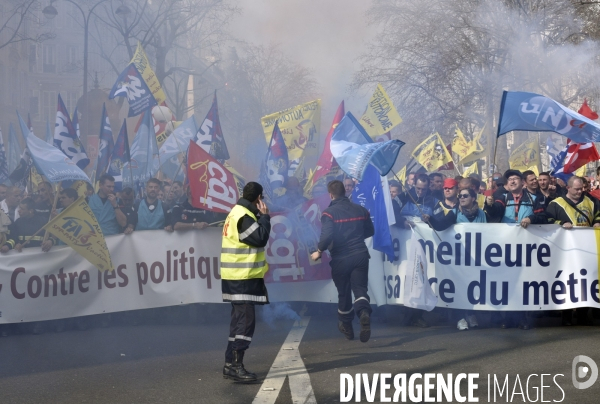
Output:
top-left (322, 212), bottom-right (333, 219)
top-left (334, 217), bottom-right (368, 223)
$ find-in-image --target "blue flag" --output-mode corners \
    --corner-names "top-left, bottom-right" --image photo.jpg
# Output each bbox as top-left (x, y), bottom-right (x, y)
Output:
top-left (497, 91), bottom-right (600, 143)
top-left (108, 120), bottom-right (131, 191)
top-left (330, 112), bottom-right (404, 181)
top-left (260, 121), bottom-right (288, 199)
top-left (109, 63), bottom-right (158, 117)
top-left (352, 164), bottom-right (395, 262)
top-left (7, 123), bottom-right (21, 173)
top-left (26, 131), bottom-right (90, 184)
top-left (156, 115), bottom-right (197, 179)
top-left (96, 103), bottom-right (114, 176)
top-left (0, 126), bottom-right (9, 184)
top-left (54, 94), bottom-right (90, 169)
top-left (124, 111), bottom-right (156, 191)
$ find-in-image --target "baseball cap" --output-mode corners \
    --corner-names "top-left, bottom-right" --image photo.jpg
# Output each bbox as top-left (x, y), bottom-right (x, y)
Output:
top-left (443, 178), bottom-right (457, 188)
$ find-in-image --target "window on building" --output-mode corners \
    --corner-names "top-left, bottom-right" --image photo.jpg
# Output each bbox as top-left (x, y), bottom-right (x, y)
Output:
top-left (29, 44), bottom-right (37, 73)
top-left (43, 44), bottom-right (56, 73)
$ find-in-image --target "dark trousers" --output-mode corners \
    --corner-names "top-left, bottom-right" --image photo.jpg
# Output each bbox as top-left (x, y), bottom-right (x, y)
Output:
top-left (225, 303), bottom-right (256, 363)
top-left (331, 252), bottom-right (372, 323)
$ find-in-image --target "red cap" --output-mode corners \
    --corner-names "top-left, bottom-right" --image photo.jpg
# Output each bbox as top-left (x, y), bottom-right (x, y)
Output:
top-left (443, 178), bottom-right (457, 188)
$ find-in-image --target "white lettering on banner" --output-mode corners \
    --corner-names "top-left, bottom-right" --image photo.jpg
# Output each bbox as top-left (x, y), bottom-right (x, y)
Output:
top-left (267, 215), bottom-right (304, 281)
top-left (2, 224), bottom-right (600, 324)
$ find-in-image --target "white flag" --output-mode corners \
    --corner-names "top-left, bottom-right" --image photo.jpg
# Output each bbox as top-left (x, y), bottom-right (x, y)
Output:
top-left (404, 230), bottom-right (438, 311)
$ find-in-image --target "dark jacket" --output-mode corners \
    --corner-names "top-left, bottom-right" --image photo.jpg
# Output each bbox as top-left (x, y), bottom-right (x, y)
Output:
top-left (484, 187), bottom-right (547, 224)
top-left (4, 214), bottom-right (52, 250)
top-left (318, 196), bottom-right (374, 259)
top-left (235, 198), bottom-right (271, 248)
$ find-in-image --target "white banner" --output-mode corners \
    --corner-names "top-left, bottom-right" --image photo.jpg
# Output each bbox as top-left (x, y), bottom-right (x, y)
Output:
top-left (1, 224), bottom-right (599, 323)
top-left (383, 224), bottom-right (600, 312)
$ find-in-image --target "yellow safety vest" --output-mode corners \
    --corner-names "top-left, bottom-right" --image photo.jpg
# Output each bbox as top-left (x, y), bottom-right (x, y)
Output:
top-left (553, 197), bottom-right (596, 227)
top-left (220, 205), bottom-right (269, 280)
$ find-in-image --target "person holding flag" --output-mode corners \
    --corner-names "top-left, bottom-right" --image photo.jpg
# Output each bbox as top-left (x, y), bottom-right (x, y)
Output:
top-left (171, 185), bottom-right (226, 231)
top-left (311, 180), bottom-right (375, 343)
top-left (0, 197), bottom-right (56, 254)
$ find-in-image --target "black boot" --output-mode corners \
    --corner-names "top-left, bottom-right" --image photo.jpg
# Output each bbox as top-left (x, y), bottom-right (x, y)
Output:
top-left (222, 362), bottom-right (233, 378)
top-left (338, 321), bottom-right (354, 340)
top-left (226, 350), bottom-right (257, 383)
top-left (359, 310), bottom-right (371, 343)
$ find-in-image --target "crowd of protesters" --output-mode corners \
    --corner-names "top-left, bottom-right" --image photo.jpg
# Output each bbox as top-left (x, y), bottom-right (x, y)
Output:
top-left (0, 175), bottom-right (228, 337)
top-left (388, 167), bottom-right (600, 331)
top-left (1, 166), bottom-right (599, 337)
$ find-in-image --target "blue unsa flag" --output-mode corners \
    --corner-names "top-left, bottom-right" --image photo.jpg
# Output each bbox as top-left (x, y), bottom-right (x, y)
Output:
top-left (27, 130), bottom-right (90, 184)
top-left (330, 112), bottom-right (404, 181)
top-left (352, 164), bottom-right (395, 263)
top-left (109, 63), bottom-right (157, 117)
top-left (54, 94), bottom-right (90, 169)
top-left (497, 91), bottom-right (600, 143)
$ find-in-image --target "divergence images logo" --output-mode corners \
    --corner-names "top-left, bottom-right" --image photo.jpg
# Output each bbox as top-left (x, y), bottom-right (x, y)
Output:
top-left (572, 355), bottom-right (598, 390)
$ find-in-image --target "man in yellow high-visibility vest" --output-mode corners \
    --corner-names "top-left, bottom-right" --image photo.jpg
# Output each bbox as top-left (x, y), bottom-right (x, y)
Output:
top-left (221, 182), bottom-right (271, 383)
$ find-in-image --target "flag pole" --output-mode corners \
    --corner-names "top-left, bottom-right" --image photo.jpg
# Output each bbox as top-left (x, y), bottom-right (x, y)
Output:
top-left (390, 169), bottom-right (442, 241)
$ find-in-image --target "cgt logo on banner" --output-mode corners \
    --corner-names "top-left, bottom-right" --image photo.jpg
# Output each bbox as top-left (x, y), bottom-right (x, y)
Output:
top-left (187, 140), bottom-right (238, 213)
top-left (264, 194), bottom-right (333, 283)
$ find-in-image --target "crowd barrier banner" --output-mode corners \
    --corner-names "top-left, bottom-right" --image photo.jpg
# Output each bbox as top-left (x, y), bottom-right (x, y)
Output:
top-left (384, 223), bottom-right (600, 312)
top-left (1, 223), bottom-right (599, 323)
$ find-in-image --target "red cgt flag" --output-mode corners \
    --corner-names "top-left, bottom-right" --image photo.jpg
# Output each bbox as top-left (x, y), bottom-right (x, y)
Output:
top-left (187, 141), bottom-right (238, 213)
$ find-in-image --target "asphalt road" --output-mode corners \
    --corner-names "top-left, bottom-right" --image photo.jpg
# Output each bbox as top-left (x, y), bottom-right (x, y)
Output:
top-left (1, 305), bottom-right (600, 403)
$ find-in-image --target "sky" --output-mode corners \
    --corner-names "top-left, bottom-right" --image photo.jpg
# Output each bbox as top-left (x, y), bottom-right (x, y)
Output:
top-left (228, 0), bottom-right (376, 124)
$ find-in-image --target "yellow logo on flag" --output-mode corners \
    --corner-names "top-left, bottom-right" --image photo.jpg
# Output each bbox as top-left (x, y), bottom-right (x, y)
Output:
top-left (359, 84), bottom-right (403, 139)
top-left (509, 138), bottom-right (540, 172)
top-left (411, 133), bottom-right (454, 173)
top-left (43, 197), bottom-right (113, 272)
top-left (130, 42), bottom-right (166, 106)
top-left (261, 100), bottom-right (321, 176)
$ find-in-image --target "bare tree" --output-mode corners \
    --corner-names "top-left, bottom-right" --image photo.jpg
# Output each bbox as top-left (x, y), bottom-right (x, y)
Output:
top-left (214, 43), bottom-right (320, 179)
top-left (353, 0), bottom-right (600, 170)
top-left (0, 0), bottom-right (53, 50)
top-left (90, 0), bottom-right (238, 119)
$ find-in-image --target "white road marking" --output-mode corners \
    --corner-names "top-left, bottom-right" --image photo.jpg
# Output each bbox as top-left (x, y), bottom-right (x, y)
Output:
top-left (253, 316), bottom-right (316, 404)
